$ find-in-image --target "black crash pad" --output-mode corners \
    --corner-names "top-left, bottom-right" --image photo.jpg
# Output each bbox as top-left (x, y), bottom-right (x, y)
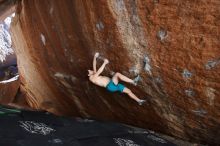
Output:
top-left (0, 105), bottom-right (176, 146)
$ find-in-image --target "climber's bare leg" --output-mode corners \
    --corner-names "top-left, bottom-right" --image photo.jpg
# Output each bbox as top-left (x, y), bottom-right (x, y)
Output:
top-left (123, 87), bottom-right (140, 102)
top-left (112, 72), bottom-right (134, 85)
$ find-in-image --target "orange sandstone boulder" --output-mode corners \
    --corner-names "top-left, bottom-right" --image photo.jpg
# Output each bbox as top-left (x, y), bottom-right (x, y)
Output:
top-left (9, 0), bottom-right (220, 144)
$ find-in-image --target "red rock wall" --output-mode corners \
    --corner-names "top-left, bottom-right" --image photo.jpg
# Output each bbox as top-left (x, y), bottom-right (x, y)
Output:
top-left (0, 0), bottom-right (15, 20)
top-left (11, 0), bottom-right (220, 144)
top-left (0, 76), bottom-right (19, 104)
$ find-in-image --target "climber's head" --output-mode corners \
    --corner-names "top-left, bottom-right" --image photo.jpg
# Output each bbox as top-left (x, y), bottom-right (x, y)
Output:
top-left (88, 70), bottom-right (95, 76)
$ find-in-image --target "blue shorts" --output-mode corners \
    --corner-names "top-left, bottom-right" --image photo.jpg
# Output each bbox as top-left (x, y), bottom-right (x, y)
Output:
top-left (106, 80), bottom-right (125, 93)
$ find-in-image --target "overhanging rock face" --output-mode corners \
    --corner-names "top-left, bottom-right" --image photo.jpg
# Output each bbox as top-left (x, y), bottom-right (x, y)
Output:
top-left (11, 0), bottom-right (220, 144)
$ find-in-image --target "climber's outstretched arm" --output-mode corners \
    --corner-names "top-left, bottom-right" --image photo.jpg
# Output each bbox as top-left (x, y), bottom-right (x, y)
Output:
top-left (93, 53), bottom-right (99, 72)
top-left (95, 59), bottom-right (109, 76)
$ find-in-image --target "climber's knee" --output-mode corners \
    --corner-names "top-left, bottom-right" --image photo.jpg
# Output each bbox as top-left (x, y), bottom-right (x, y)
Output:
top-left (123, 88), bottom-right (131, 94)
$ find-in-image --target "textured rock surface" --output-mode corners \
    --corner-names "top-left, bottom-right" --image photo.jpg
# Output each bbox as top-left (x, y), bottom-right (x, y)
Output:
top-left (0, 0), bottom-right (15, 20)
top-left (0, 75), bottom-right (19, 104)
top-left (9, 0), bottom-right (220, 145)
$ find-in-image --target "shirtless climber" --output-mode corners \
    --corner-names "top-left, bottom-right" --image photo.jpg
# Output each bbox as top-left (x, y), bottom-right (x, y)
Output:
top-left (88, 52), bottom-right (146, 105)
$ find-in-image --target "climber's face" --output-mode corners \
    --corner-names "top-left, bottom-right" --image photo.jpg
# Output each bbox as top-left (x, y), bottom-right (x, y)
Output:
top-left (88, 70), bottom-right (94, 76)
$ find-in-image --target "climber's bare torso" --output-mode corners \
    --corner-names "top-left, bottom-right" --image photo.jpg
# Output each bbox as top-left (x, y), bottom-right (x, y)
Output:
top-left (89, 75), bottom-right (110, 88)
